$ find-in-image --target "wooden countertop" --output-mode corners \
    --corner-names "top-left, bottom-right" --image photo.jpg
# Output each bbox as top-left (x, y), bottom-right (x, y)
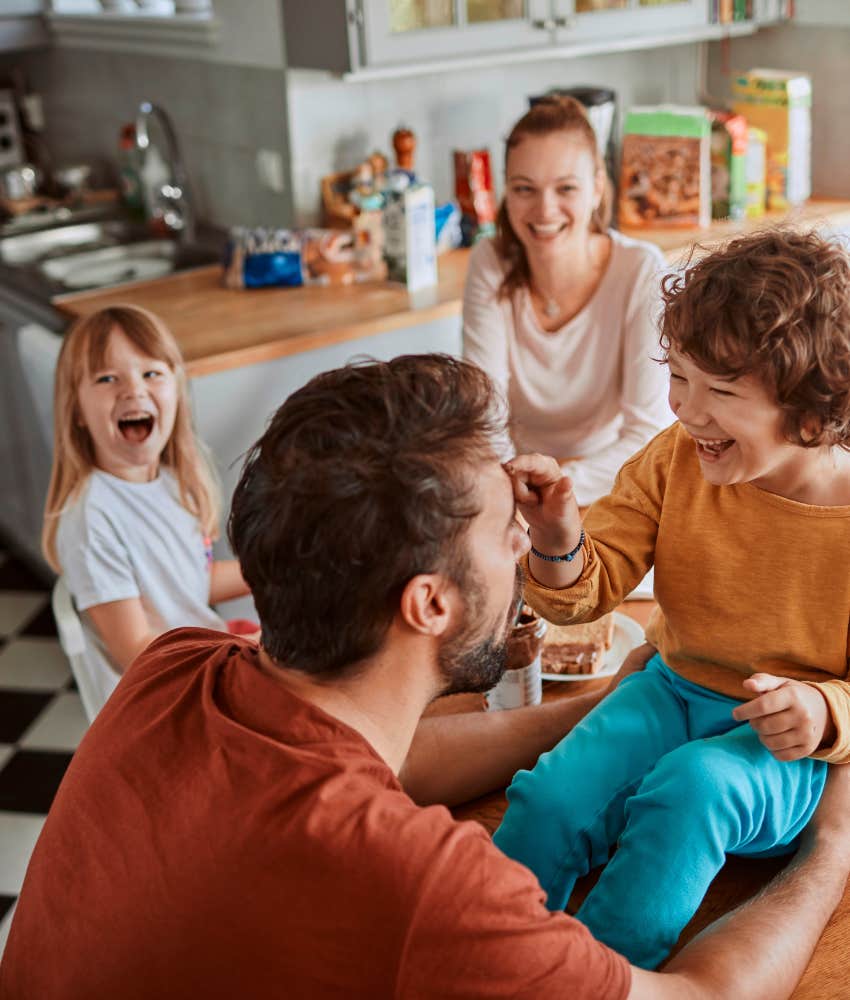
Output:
top-left (54, 198), bottom-right (850, 379)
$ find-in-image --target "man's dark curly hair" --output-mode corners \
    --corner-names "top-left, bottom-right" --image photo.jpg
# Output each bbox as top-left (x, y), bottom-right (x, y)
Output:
top-left (228, 354), bottom-right (503, 676)
top-left (661, 229), bottom-right (850, 449)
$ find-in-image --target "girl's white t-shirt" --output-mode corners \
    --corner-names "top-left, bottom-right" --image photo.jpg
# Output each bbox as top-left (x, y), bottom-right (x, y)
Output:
top-left (56, 468), bottom-right (226, 711)
top-left (462, 230), bottom-right (674, 506)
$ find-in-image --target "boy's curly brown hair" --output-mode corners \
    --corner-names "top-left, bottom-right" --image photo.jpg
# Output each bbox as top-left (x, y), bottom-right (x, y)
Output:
top-left (661, 229), bottom-right (850, 449)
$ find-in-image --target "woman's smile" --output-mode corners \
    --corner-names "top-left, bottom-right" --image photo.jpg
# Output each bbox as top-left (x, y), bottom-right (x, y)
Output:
top-left (505, 132), bottom-right (602, 260)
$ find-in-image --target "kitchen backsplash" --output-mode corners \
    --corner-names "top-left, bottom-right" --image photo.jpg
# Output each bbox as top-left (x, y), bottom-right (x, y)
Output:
top-left (286, 42), bottom-right (701, 227)
top-left (3, 38), bottom-right (700, 231)
top-left (0, 46), bottom-right (293, 231)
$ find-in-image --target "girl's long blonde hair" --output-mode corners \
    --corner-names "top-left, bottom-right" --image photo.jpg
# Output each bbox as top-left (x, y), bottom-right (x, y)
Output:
top-left (495, 95), bottom-right (614, 300)
top-left (42, 304), bottom-right (221, 571)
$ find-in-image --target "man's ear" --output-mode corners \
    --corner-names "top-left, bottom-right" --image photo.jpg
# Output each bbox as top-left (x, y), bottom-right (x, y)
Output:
top-left (398, 573), bottom-right (458, 638)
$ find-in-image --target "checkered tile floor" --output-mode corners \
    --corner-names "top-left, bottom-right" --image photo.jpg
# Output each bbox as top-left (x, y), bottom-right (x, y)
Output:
top-left (0, 547), bottom-right (88, 956)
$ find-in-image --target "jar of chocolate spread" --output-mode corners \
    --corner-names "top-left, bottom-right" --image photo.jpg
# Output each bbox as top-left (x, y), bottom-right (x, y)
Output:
top-left (485, 607), bottom-right (547, 711)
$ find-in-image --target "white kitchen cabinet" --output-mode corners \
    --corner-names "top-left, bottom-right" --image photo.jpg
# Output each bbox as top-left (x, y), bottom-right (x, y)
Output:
top-left (282, 0), bottom-right (764, 78)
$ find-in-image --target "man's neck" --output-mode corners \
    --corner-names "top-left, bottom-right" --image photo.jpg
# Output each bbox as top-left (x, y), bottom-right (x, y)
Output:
top-left (257, 640), bottom-right (439, 774)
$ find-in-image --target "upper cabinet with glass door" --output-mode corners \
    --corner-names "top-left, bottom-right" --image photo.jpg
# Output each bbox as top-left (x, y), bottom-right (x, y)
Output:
top-left (281, 0), bottom-right (776, 77)
top-left (360, 0), bottom-right (553, 64)
top-left (550, 0), bottom-right (706, 44)
top-left (282, 0), bottom-right (558, 73)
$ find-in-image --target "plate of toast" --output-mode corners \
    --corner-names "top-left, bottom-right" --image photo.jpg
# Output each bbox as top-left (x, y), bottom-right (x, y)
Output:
top-left (540, 611), bottom-right (645, 682)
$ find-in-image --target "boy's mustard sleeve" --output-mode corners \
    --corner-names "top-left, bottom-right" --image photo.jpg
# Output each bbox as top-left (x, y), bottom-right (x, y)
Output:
top-left (808, 680), bottom-right (850, 764)
top-left (523, 426), bottom-right (675, 626)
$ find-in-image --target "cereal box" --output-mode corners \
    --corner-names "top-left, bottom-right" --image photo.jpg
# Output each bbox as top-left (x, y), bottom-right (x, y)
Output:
top-left (732, 69), bottom-right (811, 210)
top-left (619, 106), bottom-right (711, 228)
top-left (709, 111), bottom-right (748, 221)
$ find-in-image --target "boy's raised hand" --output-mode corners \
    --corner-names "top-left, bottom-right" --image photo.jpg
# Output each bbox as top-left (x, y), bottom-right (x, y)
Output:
top-left (504, 453), bottom-right (585, 589)
top-left (504, 453), bottom-right (582, 551)
top-left (732, 674), bottom-right (837, 761)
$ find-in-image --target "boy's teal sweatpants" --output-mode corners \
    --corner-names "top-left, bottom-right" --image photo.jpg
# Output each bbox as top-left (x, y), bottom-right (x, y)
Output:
top-left (493, 654), bottom-right (828, 969)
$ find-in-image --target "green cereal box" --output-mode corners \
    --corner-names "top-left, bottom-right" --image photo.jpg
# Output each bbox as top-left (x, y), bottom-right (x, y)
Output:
top-left (732, 69), bottom-right (811, 210)
top-left (619, 106), bottom-right (711, 228)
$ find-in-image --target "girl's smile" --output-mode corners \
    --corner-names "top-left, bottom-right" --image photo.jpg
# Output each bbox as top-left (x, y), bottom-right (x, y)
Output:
top-left (76, 326), bottom-right (178, 482)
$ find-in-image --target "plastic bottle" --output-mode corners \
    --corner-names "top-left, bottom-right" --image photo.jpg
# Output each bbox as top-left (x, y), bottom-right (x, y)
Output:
top-left (117, 124), bottom-right (145, 221)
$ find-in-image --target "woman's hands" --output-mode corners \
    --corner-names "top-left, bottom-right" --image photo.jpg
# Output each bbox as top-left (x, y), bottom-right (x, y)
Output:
top-left (504, 453), bottom-right (584, 588)
top-left (733, 674), bottom-right (837, 761)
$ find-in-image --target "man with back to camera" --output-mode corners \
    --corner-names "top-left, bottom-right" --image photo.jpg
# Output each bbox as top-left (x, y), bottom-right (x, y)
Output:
top-left (2, 354), bottom-right (849, 999)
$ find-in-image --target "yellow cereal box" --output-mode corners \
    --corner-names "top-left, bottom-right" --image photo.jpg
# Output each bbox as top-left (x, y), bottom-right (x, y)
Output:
top-left (732, 69), bottom-right (811, 211)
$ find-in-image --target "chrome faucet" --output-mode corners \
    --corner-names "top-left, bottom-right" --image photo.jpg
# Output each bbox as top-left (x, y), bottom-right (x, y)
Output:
top-left (135, 101), bottom-right (195, 242)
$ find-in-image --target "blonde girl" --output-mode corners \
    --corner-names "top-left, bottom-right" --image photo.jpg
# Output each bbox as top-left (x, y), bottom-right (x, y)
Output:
top-left (44, 305), bottom-right (252, 713)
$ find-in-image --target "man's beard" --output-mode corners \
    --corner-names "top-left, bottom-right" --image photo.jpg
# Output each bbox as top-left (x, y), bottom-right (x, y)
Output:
top-left (438, 563), bottom-right (525, 696)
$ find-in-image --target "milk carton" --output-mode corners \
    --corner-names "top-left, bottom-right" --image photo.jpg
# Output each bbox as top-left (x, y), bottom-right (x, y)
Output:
top-left (383, 182), bottom-right (438, 292)
top-left (732, 69), bottom-right (811, 210)
top-left (744, 126), bottom-right (768, 219)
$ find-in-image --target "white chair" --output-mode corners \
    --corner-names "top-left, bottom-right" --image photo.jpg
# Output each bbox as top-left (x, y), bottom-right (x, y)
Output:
top-left (51, 577), bottom-right (101, 724)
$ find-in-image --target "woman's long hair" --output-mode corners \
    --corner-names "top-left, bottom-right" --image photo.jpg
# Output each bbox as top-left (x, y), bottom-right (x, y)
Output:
top-left (42, 304), bottom-right (220, 571)
top-left (495, 95), bottom-right (614, 300)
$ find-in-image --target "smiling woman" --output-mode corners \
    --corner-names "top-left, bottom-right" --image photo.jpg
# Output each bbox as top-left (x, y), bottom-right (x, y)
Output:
top-left (462, 96), bottom-right (673, 505)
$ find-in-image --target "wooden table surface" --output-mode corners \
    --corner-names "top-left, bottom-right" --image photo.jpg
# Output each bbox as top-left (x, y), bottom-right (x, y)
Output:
top-left (53, 199), bottom-right (850, 379)
top-left (447, 601), bottom-right (850, 999)
top-left (52, 249), bottom-right (471, 378)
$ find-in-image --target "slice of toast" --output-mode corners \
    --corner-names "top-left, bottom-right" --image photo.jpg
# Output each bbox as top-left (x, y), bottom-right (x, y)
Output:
top-left (541, 614), bottom-right (615, 675)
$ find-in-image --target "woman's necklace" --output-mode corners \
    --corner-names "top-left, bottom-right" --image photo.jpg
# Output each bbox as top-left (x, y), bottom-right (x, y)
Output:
top-left (542, 296), bottom-right (561, 320)
top-left (532, 237), bottom-right (610, 325)
top-left (532, 282), bottom-right (563, 321)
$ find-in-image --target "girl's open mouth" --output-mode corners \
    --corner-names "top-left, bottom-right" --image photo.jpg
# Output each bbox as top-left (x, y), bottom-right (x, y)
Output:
top-left (118, 416), bottom-right (154, 443)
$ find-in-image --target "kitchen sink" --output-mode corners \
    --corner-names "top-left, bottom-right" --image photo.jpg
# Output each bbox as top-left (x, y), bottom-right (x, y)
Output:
top-left (0, 217), bottom-right (222, 295)
top-left (43, 240), bottom-right (190, 290)
top-left (0, 220), bottom-right (144, 266)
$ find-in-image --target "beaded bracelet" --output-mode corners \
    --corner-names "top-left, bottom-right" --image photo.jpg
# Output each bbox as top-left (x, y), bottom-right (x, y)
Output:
top-left (529, 528), bottom-right (585, 563)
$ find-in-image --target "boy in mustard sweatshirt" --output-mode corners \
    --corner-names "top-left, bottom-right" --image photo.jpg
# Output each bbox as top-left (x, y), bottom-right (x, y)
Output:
top-left (494, 229), bottom-right (850, 969)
